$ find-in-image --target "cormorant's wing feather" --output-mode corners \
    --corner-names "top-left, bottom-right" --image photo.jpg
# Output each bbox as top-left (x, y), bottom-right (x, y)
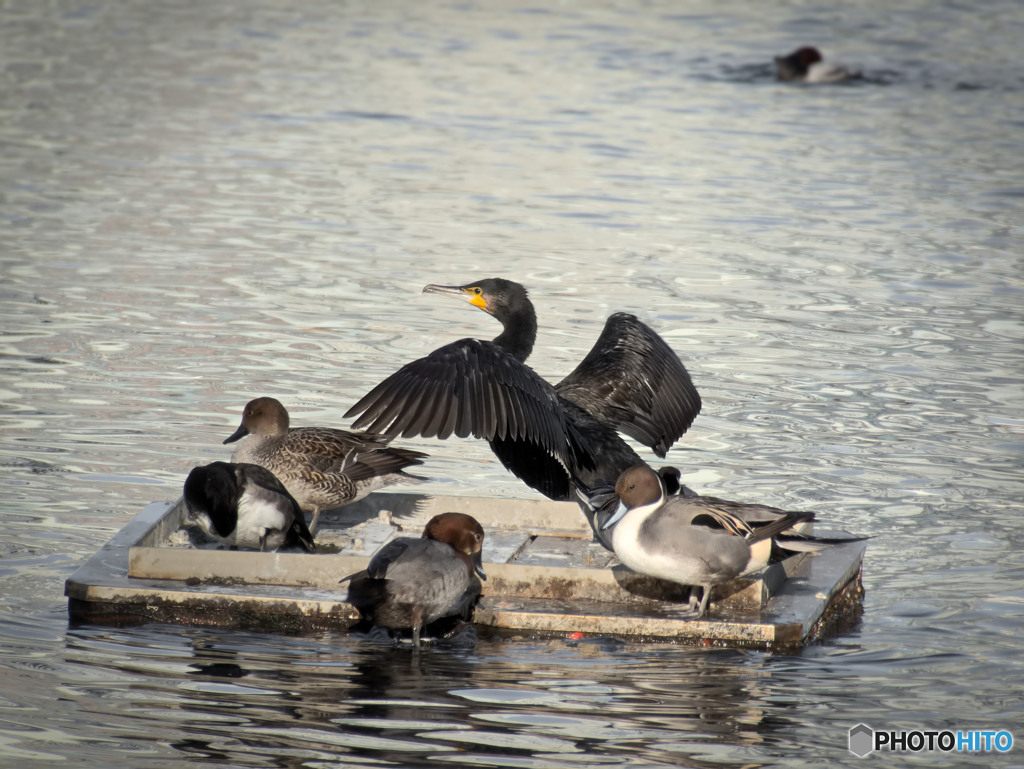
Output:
top-left (405, 378), bottom-right (443, 437)
top-left (555, 313), bottom-right (701, 457)
top-left (344, 339), bottom-right (584, 474)
top-left (489, 434), bottom-right (573, 500)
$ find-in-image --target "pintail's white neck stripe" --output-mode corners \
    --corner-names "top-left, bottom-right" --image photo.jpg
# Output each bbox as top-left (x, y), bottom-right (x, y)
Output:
top-left (628, 490), bottom-right (665, 522)
top-left (612, 485), bottom-right (667, 573)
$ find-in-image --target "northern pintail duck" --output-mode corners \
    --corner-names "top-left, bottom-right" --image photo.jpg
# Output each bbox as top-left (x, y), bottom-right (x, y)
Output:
top-left (657, 466), bottom-right (815, 539)
top-left (224, 397), bottom-right (428, 533)
top-left (775, 46), bottom-right (860, 83)
top-left (602, 465), bottom-right (818, 617)
top-left (183, 461), bottom-right (315, 552)
top-left (341, 512), bottom-right (486, 647)
top-left (588, 465), bottom-right (848, 555)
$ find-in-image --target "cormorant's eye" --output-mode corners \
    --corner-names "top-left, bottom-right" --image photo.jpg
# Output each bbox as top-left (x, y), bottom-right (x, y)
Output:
top-left (473, 287), bottom-right (481, 295)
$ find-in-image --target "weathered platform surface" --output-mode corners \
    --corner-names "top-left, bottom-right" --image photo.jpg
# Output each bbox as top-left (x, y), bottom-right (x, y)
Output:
top-left (66, 492), bottom-right (866, 649)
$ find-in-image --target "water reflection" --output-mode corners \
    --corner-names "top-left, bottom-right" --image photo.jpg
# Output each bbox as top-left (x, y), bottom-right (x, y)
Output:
top-left (57, 627), bottom-right (834, 766)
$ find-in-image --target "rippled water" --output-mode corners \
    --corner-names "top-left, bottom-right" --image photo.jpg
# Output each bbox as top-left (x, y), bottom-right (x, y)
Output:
top-left (2, 0), bottom-right (1023, 765)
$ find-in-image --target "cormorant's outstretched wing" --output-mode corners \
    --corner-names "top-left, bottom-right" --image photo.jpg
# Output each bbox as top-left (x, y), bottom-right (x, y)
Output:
top-left (554, 313), bottom-right (701, 457)
top-left (344, 338), bottom-right (594, 487)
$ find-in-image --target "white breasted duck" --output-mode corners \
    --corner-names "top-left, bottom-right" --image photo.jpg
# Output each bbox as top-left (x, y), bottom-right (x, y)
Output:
top-left (182, 461), bottom-right (315, 553)
top-left (602, 465), bottom-right (818, 618)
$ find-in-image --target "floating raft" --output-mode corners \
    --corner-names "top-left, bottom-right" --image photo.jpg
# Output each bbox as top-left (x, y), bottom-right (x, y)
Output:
top-left (65, 492), bottom-right (866, 650)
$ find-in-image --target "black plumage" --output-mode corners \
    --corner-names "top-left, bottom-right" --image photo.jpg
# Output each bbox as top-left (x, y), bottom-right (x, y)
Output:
top-left (182, 461), bottom-right (316, 553)
top-left (344, 278), bottom-right (702, 501)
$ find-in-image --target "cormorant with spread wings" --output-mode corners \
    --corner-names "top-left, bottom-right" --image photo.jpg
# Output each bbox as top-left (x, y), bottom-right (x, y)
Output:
top-left (344, 278), bottom-right (702, 502)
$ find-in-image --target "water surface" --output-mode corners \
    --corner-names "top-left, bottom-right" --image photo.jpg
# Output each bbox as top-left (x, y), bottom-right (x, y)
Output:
top-left (2, 0), bottom-right (1022, 766)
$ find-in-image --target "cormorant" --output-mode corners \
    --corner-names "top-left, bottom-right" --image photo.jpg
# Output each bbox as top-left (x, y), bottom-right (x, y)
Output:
top-left (343, 278), bottom-right (702, 503)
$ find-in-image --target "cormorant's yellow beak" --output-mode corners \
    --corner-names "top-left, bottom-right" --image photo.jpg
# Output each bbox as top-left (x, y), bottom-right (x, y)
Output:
top-left (423, 283), bottom-right (489, 312)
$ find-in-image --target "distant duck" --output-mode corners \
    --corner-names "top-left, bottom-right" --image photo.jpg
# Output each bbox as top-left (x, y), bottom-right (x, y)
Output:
top-left (182, 461), bottom-right (316, 553)
top-left (775, 46), bottom-right (860, 83)
top-left (224, 396), bottom-right (428, 533)
top-left (341, 512), bottom-right (486, 647)
top-left (602, 465), bottom-right (826, 617)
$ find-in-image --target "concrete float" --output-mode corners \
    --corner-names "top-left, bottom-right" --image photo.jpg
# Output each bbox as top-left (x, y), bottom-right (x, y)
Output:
top-left (65, 492), bottom-right (866, 650)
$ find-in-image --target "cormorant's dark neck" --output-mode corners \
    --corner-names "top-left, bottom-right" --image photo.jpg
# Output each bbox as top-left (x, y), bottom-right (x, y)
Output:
top-left (492, 301), bottom-right (537, 364)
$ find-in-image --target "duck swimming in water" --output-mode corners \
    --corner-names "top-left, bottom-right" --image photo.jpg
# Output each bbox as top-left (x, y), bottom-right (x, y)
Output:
top-left (224, 396), bottom-right (427, 533)
top-left (341, 512), bottom-right (486, 647)
top-left (602, 465), bottom-right (823, 618)
top-left (182, 461), bottom-right (316, 553)
top-left (774, 46), bottom-right (860, 83)
top-left (343, 279), bottom-right (702, 505)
